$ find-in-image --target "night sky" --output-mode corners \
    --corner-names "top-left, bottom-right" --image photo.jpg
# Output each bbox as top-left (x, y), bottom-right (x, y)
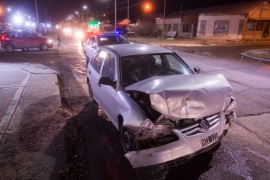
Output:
top-left (1, 0), bottom-right (256, 24)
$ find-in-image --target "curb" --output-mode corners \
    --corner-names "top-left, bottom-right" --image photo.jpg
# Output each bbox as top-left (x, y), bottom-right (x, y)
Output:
top-left (241, 52), bottom-right (270, 63)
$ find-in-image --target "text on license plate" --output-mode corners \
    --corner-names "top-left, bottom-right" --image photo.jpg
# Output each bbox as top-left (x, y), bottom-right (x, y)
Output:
top-left (201, 132), bottom-right (218, 147)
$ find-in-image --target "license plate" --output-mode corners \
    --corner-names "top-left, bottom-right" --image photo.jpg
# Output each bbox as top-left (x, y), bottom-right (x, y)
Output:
top-left (201, 132), bottom-right (219, 147)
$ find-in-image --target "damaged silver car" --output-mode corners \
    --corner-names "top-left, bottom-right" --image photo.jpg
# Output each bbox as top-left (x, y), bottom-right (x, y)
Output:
top-left (87, 44), bottom-right (236, 172)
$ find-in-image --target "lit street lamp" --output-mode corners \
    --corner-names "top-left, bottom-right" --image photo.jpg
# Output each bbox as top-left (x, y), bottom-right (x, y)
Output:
top-left (82, 5), bottom-right (89, 24)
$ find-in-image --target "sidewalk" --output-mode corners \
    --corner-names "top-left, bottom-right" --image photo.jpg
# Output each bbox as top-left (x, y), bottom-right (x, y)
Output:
top-left (0, 63), bottom-right (62, 179)
top-left (0, 63), bottom-right (60, 144)
top-left (241, 49), bottom-right (270, 62)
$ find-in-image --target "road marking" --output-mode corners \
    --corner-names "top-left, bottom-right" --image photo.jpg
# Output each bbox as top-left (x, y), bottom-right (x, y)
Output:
top-left (0, 68), bottom-right (30, 145)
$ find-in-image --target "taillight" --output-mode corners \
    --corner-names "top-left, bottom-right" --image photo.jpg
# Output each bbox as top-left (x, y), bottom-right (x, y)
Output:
top-left (1, 35), bottom-right (5, 41)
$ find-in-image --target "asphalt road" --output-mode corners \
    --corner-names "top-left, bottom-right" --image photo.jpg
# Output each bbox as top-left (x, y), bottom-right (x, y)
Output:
top-left (0, 35), bottom-right (269, 179)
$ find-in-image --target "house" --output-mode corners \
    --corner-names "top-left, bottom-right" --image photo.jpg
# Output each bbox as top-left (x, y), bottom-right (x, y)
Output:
top-left (156, 1), bottom-right (270, 40)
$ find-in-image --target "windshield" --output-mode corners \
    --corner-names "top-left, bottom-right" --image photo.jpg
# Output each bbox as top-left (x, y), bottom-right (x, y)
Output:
top-left (98, 36), bottom-right (129, 46)
top-left (121, 53), bottom-right (194, 87)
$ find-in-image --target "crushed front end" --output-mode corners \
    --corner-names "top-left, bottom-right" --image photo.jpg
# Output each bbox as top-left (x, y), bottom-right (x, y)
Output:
top-left (124, 74), bottom-right (236, 169)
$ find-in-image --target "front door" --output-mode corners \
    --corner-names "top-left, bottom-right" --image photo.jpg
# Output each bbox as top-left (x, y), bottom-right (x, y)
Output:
top-left (88, 50), bottom-right (106, 105)
top-left (98, 52), bottom-right (117, 120)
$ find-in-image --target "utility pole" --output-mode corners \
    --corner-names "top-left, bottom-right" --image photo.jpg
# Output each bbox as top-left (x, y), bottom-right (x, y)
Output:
top-left (127, 0), bottom-right (129, 20)
top-left (34, 0), bottom-right (39, 24)
top-left (45, 7), bottom-right (48, 25)
top-left (162, 0), bottom-right (166, 38)
top-left (115, 0), bottom-right (117, 31)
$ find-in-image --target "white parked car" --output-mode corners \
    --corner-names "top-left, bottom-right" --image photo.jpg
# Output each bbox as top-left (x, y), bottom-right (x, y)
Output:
top-left (87, 44), bottom-right (236, 174)
top-left (84, 33), bottom-right (129, 64)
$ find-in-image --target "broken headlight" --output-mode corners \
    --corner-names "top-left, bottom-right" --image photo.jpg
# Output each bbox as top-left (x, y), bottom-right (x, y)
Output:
top-left (224, 97), bottom-right (236, 115)
top-left (224, 97), bottom-right (236, 125)
top-left (138, 119), bottom-right (179, 150)
top-left (139, 119), bottom-right (174, 136)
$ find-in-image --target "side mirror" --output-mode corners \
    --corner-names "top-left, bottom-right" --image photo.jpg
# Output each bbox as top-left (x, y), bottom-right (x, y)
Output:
top-left (99, 77), bottom-right (114, 86)
top-left (194, 67), bottom-right (201, 74)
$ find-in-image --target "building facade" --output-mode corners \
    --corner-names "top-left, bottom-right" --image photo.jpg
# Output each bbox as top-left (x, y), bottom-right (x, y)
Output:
top-left (156, 1), bottom-right (270, 40)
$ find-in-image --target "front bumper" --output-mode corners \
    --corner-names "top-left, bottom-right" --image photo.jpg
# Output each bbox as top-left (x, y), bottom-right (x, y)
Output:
top-left (125, 113), bottom-right (231, 168)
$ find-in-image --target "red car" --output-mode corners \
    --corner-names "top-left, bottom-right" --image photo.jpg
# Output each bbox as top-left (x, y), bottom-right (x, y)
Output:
top-left (0, 30), bottom-right (53, 52)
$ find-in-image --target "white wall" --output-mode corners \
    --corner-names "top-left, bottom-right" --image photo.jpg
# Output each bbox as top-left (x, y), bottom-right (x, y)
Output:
top-left (197, 14), bottom-right (245, 39)
top-left (156, 18), bottom-right (181, 26)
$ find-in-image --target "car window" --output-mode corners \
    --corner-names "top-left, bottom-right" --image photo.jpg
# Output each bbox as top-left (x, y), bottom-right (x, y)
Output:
top-left (102, 53), bottom-right (115, 81)
top-left (153, 55), bottom-right (162, 65)
top-left (121, 53), bottom-right (193, 87)
top-left (165, 54), bottom-right (192, 74)
top-left (9, 32), bottom-right (19, 38)
top-left (91, 50), bottom-right (107, 74)
top-left (89, 36), bottom-right (96, 45)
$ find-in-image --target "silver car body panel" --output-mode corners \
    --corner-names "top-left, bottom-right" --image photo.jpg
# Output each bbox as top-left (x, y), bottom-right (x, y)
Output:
top-left (125, 74), bottom-right (232, 120)
top-left (125, 112), bottom-right (226, 168)
top-left (105, 44), bottom-right (172, 57)
top-left (87, 44), bottom-right (236, 169)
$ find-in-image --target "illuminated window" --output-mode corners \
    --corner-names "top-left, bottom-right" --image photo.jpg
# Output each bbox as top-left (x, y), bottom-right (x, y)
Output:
top-left (246, 22), bottom-right (254, 31)
top-left (214, 21), bottom-right (229, 32)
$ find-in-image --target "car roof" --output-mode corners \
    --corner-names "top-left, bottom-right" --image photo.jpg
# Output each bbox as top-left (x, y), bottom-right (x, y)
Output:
top-left (95, 33), bottom-right (122, 37)
top-left (102, 44), bottom-right (173, 57)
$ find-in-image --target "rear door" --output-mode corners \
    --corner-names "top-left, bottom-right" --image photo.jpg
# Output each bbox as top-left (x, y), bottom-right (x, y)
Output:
top-left (22, 32), bottom-right (40, 48)
top-left (88, 50), bottom-right (106, 105)
top-left (7, 32), bottom-right (23, 48)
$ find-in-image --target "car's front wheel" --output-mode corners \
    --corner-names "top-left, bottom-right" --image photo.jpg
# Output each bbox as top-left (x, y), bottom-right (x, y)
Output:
top-left (40, 44), bottom-right (48, 51)
top-left (121, 127), bottom-right (137, 153)
top-left (5, 44), bottom-right (14, 52)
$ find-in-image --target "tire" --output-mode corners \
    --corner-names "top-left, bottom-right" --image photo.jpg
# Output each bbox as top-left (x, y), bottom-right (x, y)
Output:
top-left (121, 127), bottom-right (137, 153)
top-left (40, 43), bottom-right (48, 51)
top-left (5, 44), bottom-right (14, 52)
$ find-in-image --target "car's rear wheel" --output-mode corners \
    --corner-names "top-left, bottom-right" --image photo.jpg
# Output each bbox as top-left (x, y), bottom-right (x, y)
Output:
top-left (5, 44), bottom-right (14, 52)
top-left (121, 127), bottom-right (137, 153)
top-left (40, 44), bottom-right (48, 51)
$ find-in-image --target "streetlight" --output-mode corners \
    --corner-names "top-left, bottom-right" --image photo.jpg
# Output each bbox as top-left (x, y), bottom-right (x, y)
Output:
top-left (82, 5), bottom-right (88, 23)
top-left (69, 15), bottom-right (74, 27)
top-left (0, 7), bottom-right (12, 24)
top-left (34, 0), bottom-right (39, 24)
top-left (143, 3), bottom-right (152, 15)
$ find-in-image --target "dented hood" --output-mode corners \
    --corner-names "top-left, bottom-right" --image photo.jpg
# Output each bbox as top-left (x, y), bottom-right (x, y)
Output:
top-left (125, 74), bottom-right (232, 120)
